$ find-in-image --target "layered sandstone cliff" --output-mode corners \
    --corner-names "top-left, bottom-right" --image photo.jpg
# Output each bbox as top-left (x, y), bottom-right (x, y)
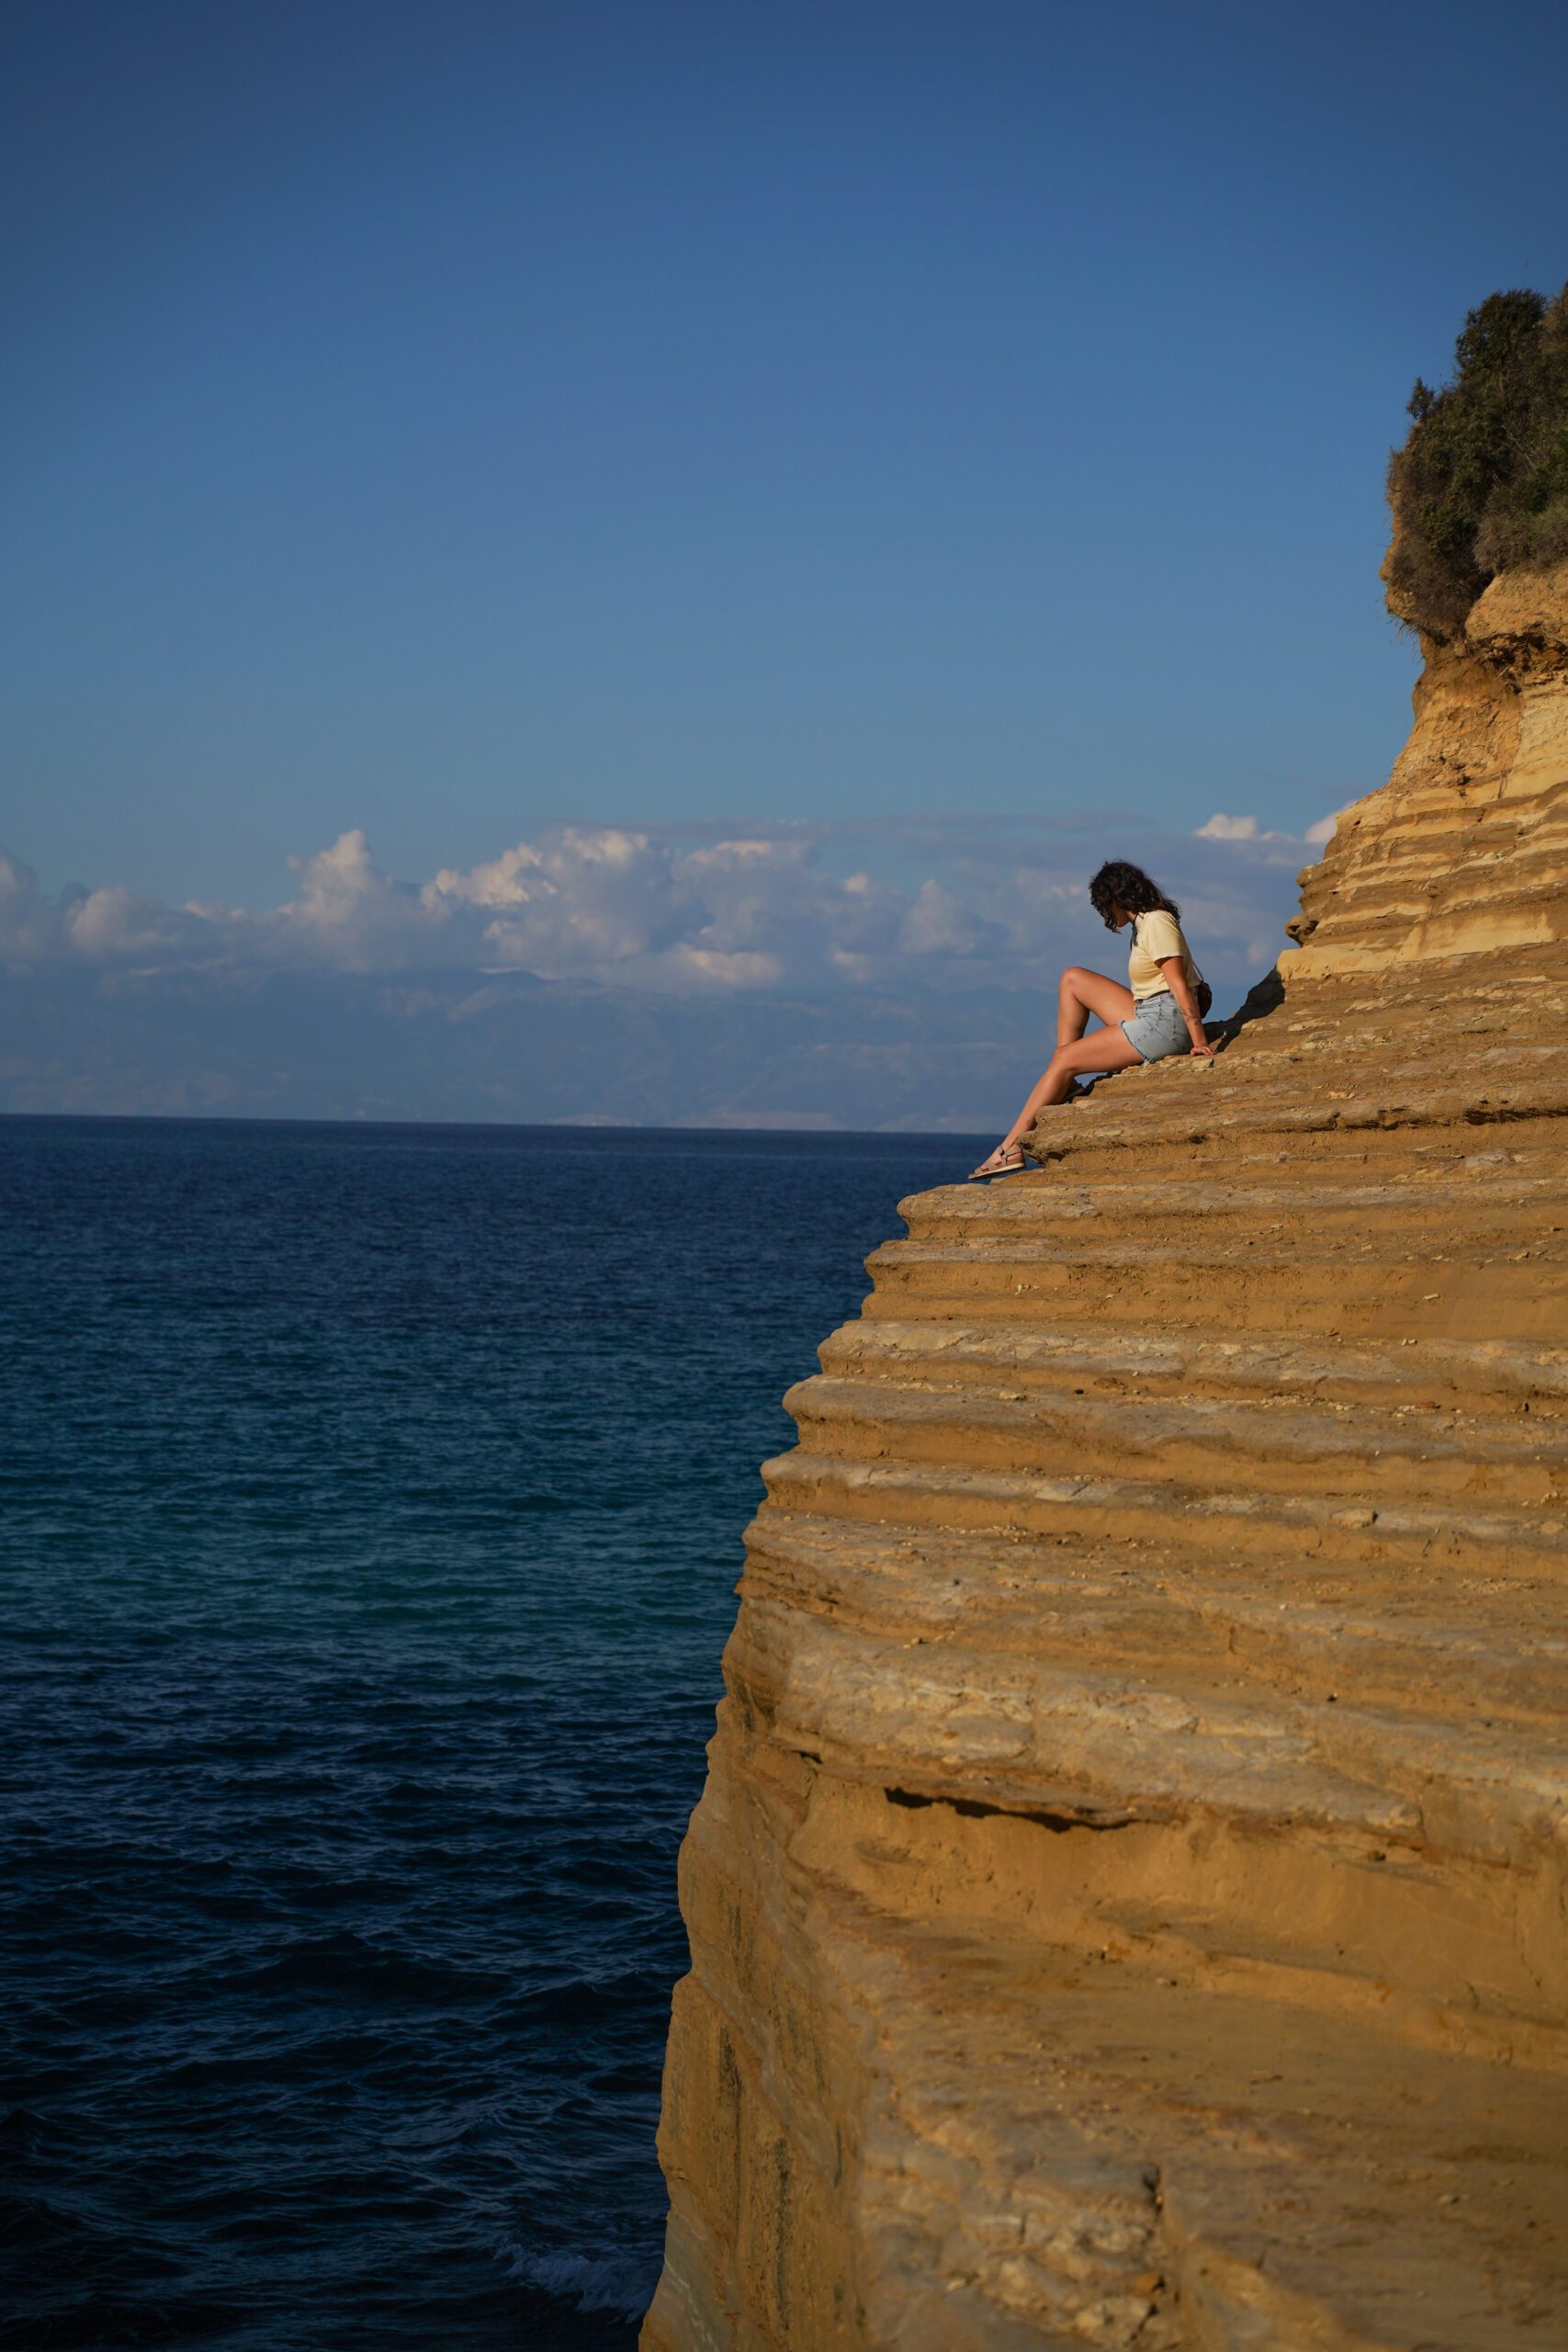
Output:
top-left (643, 562), bottom-right (1568, 2352)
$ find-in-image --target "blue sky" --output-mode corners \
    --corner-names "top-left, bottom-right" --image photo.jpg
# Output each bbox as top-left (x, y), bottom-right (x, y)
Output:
top-left (2, 0), bottom-right (1565, 1122)
top-left (6, 0), bottom-right (1564, 892)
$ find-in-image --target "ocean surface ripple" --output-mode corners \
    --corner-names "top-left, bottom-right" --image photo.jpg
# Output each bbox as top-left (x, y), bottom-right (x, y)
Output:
top-left (0, 1117), bottom-right (976, 2351)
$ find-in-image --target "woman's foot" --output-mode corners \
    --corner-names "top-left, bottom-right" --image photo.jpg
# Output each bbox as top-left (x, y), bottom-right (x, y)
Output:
top-left (967, 1144), bottom-right (1025, 1181)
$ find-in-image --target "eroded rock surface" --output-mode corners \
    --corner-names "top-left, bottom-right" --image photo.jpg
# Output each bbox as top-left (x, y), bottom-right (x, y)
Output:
top-left (642, 563), bottom-right (1568, 2351)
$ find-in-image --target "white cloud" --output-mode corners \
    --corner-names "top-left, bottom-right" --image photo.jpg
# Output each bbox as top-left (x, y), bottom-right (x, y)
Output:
top-left (266, 830), bottom-right (434, 970)
top-left (669, 946), bottom-right (785, 987)
top-left (1199, 803), bottom-right (1362, 859)
top-left (1, 808), bottom-right (1354, 1125)
top-left (897, 879), bottom-right (1001, 958)
top-left (0, 808), bottom-right (1331, 1001)
top-left (0, 852), bottom-right (71, 961)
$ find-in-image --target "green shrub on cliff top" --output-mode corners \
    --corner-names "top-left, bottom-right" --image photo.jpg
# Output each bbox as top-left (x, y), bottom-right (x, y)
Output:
top-left (1386, 283), bottom-right (1568, 638)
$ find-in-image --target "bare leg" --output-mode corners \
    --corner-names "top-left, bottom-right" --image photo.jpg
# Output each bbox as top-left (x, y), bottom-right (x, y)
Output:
top-left (1000, 1027), bottom-right (1144, 1151)
top-left (1056, 966), bottom-right (1135, 1047)
top-left (968, 967), bottom-right (1144, 1179)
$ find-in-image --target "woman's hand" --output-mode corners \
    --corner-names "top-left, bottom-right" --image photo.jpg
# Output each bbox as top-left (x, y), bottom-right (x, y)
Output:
top-left (1156, 954), bottom-right (1215, 1061)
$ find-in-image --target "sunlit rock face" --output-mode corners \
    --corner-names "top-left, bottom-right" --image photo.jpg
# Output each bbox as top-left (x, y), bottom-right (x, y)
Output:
top-left (641, 557), bottom-right (1568, 2352)
top-left (1291, 556), bottom-right (1568, 977)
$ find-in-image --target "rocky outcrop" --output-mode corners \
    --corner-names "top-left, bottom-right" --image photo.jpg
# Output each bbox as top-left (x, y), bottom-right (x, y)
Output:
top-left (642, 563), bottom-right (1568, 2351)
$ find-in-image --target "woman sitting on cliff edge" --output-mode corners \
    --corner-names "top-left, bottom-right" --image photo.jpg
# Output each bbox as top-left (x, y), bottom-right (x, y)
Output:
top-left (968, 859), bottom-right (1214, 1181)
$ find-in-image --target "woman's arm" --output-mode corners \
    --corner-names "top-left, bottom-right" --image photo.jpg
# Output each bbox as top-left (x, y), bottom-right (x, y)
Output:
top-left (1157, 956), bottom-right (1215, 1057)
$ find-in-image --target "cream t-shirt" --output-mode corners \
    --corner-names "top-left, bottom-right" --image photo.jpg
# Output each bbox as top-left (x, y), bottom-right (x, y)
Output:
top-left (1128, 909), bottom-right (1203, 1001)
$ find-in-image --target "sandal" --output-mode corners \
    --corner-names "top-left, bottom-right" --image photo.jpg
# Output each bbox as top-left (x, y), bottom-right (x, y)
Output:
top-left (966, 1144), bottom-right (1025, 1182)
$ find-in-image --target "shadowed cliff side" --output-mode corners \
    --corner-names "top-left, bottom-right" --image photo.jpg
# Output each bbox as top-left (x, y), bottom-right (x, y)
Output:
top-left (640, 536), bottom-right (1568, 2348)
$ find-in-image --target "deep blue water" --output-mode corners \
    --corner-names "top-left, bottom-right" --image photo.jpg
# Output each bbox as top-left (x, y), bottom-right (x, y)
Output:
top-left (0, 1117), bottom-right (979, 2352)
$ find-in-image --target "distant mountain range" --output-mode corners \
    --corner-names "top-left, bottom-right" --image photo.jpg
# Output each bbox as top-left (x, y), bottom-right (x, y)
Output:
top-left (0, 961), bottom-right (1116, 1131)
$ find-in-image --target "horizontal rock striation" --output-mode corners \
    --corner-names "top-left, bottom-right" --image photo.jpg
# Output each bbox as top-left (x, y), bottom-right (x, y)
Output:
top-left (643, 565), bottom-right (1568, 2351)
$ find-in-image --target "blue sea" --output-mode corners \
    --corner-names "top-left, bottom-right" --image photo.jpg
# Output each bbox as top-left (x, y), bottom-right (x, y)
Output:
top-left (0, 1117), bottom-right (978, 2352)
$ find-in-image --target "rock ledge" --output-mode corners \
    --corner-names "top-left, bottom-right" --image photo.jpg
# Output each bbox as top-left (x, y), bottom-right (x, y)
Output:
top-left (642, 564), bottom-right (1568, 2351)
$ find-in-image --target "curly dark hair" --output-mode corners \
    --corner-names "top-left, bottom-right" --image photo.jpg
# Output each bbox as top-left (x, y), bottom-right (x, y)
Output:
top-left (1088, 860), bottom-right (1180, 933)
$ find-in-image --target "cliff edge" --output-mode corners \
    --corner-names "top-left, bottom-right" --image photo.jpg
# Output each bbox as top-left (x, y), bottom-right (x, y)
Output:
top-left (641, 555), bottom-right (1568, 2352)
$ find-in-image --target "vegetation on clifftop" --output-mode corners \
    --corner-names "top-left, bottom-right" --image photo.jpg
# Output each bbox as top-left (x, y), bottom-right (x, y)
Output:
top-left (1386, 283), bottom-right (1568, 638)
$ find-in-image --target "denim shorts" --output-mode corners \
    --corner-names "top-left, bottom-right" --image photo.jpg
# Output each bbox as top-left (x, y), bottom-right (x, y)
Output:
top-left (1121, 988), bottom-right (1191, 1063)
